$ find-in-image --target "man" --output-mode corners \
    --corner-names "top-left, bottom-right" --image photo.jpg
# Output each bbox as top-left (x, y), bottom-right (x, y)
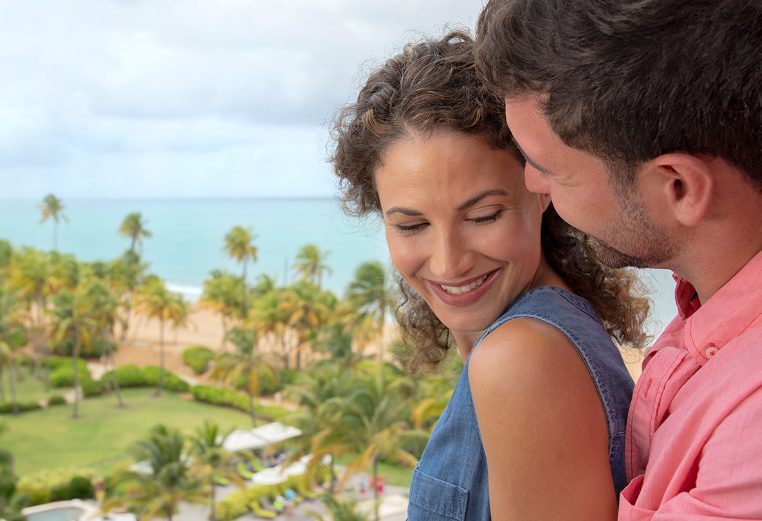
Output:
top-left (475, 0), bottom-right (762, 518)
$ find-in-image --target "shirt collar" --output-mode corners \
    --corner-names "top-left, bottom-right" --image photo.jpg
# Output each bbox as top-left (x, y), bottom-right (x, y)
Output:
top-left (674, 250), bottom-right (762, 364)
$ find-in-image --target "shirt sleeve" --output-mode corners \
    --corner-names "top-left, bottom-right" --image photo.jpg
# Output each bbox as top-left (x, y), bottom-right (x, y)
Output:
top-left (654, 385), bottom-right (762, 519)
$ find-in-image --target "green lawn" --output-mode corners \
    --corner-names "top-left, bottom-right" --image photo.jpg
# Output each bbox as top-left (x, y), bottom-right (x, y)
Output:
top-left (2, 388), bottom-right (252, 476)
top-left (334, 455), bottom-right (414, 488)
top-left (0, 366), bottom-right (53, 405)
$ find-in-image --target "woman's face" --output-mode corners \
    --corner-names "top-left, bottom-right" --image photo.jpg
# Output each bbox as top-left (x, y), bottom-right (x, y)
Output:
top-left (375, 130), bottom-right (550, 350)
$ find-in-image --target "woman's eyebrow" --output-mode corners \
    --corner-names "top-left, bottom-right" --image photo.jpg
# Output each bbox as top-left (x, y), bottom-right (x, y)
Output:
top-left (385, 189), bottom-right (509, 217)
top-left (456, 189), bottom-right (509, 211)
top-left (385, 206), bottom-right (423, 217)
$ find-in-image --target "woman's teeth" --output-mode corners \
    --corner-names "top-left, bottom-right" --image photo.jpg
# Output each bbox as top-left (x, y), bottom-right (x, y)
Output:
top-left (439, 274), bottom-right (489, 295)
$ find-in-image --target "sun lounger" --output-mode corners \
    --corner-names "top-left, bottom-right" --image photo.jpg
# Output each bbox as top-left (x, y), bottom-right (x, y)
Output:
top-left (249, 499), bottom-right (277, 519)
top-left (236, 462), bottom-right (253, 480)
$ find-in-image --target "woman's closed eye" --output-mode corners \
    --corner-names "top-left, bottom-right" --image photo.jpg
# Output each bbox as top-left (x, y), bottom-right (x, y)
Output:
top-left (467, 209), bottom-right (504, 225)
top-left (394, 221), bottom-right (429, 235)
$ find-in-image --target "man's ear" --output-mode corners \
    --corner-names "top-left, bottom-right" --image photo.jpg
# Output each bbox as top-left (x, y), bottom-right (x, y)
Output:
top-left (649, 153), bottom-right (714, 227)
top-left (538, 192), bottom-right (552, 213)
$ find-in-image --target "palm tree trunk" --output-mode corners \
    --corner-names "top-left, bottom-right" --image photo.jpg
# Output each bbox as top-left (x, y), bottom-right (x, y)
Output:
top-left (246, 386), bottom-right (256, 428)
top-left (71, 328), bottom-right (80, 419)
top-left (220, 317), bottom-right (228, 351)
top-left (373, 456), bottom-right (380, 521)
top-left (9, 361), bottom-right (18, 415)
top-left (155, 320), bottom-right (165, 397)
top-left (209, 476), bottom-right (217, 521)
top-left (53, 221), bottom-right (59, 252)
top-left (110, 351), bottom-right (126, 408)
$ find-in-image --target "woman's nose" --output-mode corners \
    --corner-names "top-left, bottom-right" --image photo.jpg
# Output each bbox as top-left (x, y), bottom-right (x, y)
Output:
top-left (429, 229), bottom-right (472, 281)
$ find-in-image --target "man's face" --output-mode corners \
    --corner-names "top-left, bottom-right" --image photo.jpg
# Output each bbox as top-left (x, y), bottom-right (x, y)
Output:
top-left (504, 95), bottom-right (674, 268)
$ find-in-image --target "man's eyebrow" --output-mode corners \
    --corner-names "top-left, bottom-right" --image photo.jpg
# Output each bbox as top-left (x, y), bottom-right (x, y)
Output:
top-left (456, 189), bottom-right (509, 211)
top-left (514, 142), bottom-right (554, 176)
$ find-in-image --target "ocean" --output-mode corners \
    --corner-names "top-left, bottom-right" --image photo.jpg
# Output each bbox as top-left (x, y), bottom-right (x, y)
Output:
top-left (0, 198), bottom-right (677, 338)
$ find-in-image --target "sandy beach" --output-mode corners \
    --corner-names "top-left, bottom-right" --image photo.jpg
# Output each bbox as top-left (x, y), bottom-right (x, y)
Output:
top-left (115, 304), bottom-right (644, 383)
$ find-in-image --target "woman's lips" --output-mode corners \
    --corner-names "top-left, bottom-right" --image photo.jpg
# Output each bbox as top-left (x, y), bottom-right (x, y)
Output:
top-left (426, 269), bottom-right (500, 307)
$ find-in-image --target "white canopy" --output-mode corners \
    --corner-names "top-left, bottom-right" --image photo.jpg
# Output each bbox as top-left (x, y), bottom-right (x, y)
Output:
top-left (251, 466), bottom-right (288, 485)
top-left (223, 422), bottom-right (302, 452)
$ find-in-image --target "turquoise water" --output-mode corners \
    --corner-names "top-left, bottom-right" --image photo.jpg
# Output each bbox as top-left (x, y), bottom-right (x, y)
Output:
top-left (0, 198), bottom-right (676, 337)
top-left (0, 198), bottom-right (388, 298)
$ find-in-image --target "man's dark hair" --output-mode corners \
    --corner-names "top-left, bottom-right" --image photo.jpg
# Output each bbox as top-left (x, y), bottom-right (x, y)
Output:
top-left (475, 0), bottom-right (762, 190)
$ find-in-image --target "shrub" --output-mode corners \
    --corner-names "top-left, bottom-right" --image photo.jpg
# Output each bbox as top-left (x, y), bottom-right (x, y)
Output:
top-left (101, 364), bottom-right (145, 388)
top-left (0, 401), bottom-right (41, 415)
top-left (142, 366), bottom-right (190, 393)
top-left (278, 369), bottom-right (298, 388)
top-left (81, 379), bottom-right (104, 398)
top-left (191, 385), bottom-right (249, 411)
top-left (49, 360), bottom-right (91, 389)
top-left (17, 469), bottom-right (96, 506)
top-left (101, 365), bottom-right (189, 392)
top-left (182, 345), bottom-right (214, 375)
top-left (47, 394), bottom-right (66, 406)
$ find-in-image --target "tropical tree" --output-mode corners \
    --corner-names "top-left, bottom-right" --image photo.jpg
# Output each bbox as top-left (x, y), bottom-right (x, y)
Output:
top-left (0, 423), bottom-right (26, 521)
top-left (135, 280), bottom-right (175, 396)
top-left (0, 287), bottom-right (27, 415)
top-left (112, 251), bottom-right (148, 341)
top-left (119, 212), bottom-right (152, 255)
top-left (250, 288), bottom-right (290, 368)
top-left (9, 248), bottom-right (54, 386)
top-left (210, 326), bottom-right (261, 427)
top-left (110, 424), bottom-right (204, 521)
top-left (189, 421), bottom-right (241, 521)
top-left (38, 193), bottom-right (68, 251)
top-left (293, 244), bottom-right (332, 289)
top-left (167, 293), bottom-right (191, 345)
top-left (222, 225), bottom-right (257, 315)
top-left (49, 287), bottom-right (97, 419)
top-left (280, 280), bottom-right (336, 370)
top-left (200, 270), bottom-right (244, 350)
top-left (85, 279), bottom-right (125, 407)
top-left (311, 494), bottom-right (369, 521)
top-left (327, 374), bottom-right (417, 521)
top-left (346, 262), bottom-right (394, 367)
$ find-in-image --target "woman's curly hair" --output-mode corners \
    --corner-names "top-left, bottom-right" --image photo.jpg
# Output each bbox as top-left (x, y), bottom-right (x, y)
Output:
top-left (332, 30), bottom-right (650, 372)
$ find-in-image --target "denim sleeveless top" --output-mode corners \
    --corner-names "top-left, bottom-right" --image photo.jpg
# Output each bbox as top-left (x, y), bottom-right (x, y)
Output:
top-left (407, 286), bottom-right (634, 520)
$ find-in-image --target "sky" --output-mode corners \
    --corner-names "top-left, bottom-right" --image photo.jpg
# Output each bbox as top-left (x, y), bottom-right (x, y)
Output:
top-left (0, 0), bottom-right (485, 199)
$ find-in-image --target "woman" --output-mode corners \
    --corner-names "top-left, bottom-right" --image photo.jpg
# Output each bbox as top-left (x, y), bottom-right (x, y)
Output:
top-left (332, 32), bottom-right (649, 520)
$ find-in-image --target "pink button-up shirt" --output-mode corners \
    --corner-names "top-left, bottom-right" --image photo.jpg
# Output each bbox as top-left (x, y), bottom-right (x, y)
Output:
top-left (619, 251), bottom-right (762, 519)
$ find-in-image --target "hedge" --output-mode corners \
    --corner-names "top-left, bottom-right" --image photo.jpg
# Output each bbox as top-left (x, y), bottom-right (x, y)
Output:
top-left (182, 345), bottom-right (214, 375)
top-left (16, 468), bottom-right (96, 506)
top-left (48, 358), bottom-right (91, 389)
top-left (101, 365), bottom-right (189, 393)
top-left (0, 401), bottom-right (41, 415)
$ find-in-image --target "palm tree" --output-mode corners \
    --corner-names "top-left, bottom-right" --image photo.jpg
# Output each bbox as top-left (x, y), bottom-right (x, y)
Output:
top-left (250, 288), bottom-right (290, 368)
top-left (49, 288), bottom-right (97, 419)
top-left (167, 294), bottom-right (190, 345)
top-left (0, 287), bottom-right (27, 415)
top-left (38, 194), bottom-right (68, 251)
top-left (189, 421), bottom-right (241, 521)
top-left (210, 326), bottom-right (261, 427)
top-left (85, 279), bottom-right (125, 407)
top-left (9, 248), bottom-right (53, 386)
top-left (200, 270), bottom-right (245, 350)
top-left (346, 262), bottom-right (394, 367)
top-left (281, 281), bottom-right (331, 370)
top-left (135, 280), bottom-right (174, 396)
top-left (222, 226), bottom-right (257, 315)
top-left (112, 251), bottom-right (148, 341)
top-left (119, 212), bottom-right (152, 255)
top-left (327, 375), bottom-right (417, 521)
top-left (110, 425), bottom-right (205, 521)
top-left (293, 244), bottom-right (332, 289)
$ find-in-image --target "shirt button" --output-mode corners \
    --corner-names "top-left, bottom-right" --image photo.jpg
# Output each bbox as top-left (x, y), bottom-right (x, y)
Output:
top-left (705, 344), bottom-right (719, 358)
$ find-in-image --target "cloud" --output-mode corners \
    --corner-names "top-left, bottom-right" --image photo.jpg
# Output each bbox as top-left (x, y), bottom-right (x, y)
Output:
top-left (0, 0), bottom-right (484, 198)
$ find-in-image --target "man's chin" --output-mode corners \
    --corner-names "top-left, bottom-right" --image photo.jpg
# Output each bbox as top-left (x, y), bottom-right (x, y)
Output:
top-left (589, 237), bottom-right (651, 269)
